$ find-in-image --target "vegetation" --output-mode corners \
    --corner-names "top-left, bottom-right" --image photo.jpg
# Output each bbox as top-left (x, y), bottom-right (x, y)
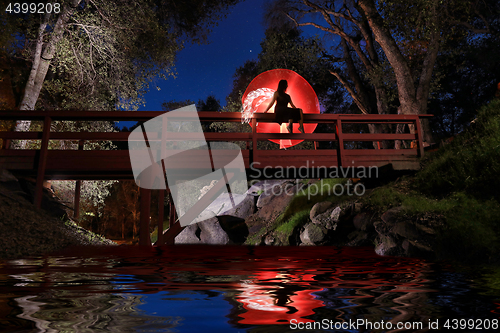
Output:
top-left (283, 0), bottom-right (499, 144)
top-left (415, 99), bottom-right (500, 200)
top-left (361, 100), bottom-right (500, 262)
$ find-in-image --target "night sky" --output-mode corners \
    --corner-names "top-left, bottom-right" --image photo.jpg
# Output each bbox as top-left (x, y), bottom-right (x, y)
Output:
top-left (139, 0), bottom-right (268, 112)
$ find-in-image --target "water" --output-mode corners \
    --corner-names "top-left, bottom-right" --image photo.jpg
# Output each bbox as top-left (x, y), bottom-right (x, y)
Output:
top-left (0, 245), bottom-right (499, 332)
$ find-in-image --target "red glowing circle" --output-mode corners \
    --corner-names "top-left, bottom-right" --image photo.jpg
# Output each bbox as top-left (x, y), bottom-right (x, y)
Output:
top-left (242, 69), bottom-right (320, 148)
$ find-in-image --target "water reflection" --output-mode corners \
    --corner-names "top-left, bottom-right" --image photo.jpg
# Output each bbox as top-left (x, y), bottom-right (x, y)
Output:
top-left (0, 245), bottom-right (498, 332)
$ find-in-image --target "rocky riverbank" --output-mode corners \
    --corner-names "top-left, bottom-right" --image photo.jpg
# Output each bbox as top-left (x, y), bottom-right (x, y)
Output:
top-left (175, 179), bottom-right (446, 260)
top-left (0, 170), bottom-right (115, 259)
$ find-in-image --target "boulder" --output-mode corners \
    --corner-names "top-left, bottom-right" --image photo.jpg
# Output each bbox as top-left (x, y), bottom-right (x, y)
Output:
top-left (175, 223), bottom-right (202, 244)
top-left (353, 212), bottom-right (372, 231)
top-left (393, 221), bottom-right (420, 239)
top-left (311, 210), bottom-right (337, 230)
top-left (375, 235), bottom-right (399, 256)
top-left (218, 215), bottom-right (249, 244)
top-left (193, 193), bottom-right (255, 224)
top-left (381, 206), bottom-right (406, 224)
top-left (346, 230), bottom-right (370, 246)
top-left (199, 218), bottom-right (231, 244)
top-left (402, 239), bottom-right (434, 258)
top-left (256, 181), bottom-right (299, 222)
top-left (300, 223), bottom-right (327, 245)
top-left (309, 201), bottom-right (333, 221)
top-left (330, 206), bottom-right (341, 221)
top-left (264, 234), bottom-right (275, 245)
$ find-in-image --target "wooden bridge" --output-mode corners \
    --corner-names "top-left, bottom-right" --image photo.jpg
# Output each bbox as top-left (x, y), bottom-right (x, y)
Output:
top-left (0, 110), bottom-right (431, 246)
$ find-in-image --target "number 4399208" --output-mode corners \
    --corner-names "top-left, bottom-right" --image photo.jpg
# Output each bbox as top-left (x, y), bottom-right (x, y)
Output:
top-left (6, 3), bottom-right (61, 14)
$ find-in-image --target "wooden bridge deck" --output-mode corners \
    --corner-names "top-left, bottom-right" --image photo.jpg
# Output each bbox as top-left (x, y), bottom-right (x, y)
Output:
top-left (0, 110), bottom-right (431, 246)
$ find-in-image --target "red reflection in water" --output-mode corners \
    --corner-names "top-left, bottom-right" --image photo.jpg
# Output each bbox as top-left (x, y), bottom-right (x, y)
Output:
top-left (236, 271), bottom-right (324, 325)
top-left (3, 245), bottom-right (497, 328)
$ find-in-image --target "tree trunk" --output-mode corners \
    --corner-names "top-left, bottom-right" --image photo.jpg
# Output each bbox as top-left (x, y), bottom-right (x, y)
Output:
top-left (359, 0), bottom-right (438, 145)
top-left (14, 0), bottom-right (82, 148)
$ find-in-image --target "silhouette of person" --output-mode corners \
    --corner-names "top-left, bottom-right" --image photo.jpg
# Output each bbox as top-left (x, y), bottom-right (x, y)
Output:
top-left (263, 79), bottom-right (304, 133)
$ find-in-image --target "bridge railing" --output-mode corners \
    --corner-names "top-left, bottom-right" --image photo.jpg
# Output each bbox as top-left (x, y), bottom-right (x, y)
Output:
top-left (0, 110), bottom-right (430, 152)
top-left (0, 110), bottom-right (431, 205)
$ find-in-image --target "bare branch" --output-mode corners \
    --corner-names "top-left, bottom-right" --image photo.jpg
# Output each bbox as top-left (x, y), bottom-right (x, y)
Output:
top-left (330, 70), bottom-right (369, 114)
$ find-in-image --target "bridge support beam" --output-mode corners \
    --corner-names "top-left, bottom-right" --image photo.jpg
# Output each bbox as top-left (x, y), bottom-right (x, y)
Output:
top-left (74, 180), bottom-right (81, 220)
top-left (157, 189), bottom-right (165, 245)
top-left (139, 187), bottom-right (152, 246)
top-left (34, 115), bottom-right (51, 208)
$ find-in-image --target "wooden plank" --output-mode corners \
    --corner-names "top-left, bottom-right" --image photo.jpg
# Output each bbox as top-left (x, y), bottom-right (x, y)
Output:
top-left (343, 133), bottom-right (417, 141)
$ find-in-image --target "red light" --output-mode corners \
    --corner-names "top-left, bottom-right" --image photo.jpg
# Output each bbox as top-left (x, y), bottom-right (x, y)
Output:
top-left (242, 69), bottom-right (320, 148)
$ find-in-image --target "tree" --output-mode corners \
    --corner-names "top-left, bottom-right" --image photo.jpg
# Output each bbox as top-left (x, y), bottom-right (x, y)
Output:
top-left (283, 0), bottom-right (497, 144)
top-left (162, 99), bottom-right (196, 112)
top-left (197, 94), bottom-right (221, 111)
top-left (3, 0), bottom-right (239, 133)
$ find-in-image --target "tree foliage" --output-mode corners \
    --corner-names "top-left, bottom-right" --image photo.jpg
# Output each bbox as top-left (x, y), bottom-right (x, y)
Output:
top-left (0, 0), bottom-right (239, 112)
top-left (280, 0), bottom-right (498, 143)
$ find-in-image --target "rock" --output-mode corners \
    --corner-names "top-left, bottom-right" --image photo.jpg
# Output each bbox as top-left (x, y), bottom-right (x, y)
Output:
top-left (310, 201), bottom-right (333, 220)
top-left (353, 202), bottom-right (364, 214)
top-left (222, 194), bottom-right (255, 219)
top-left (255, 180), bottom-right (291, 208)
top-left (330, 206), bottom-right (341, 221)
top-left (300, 223), bottom-right (327, 245)
top-left (381, 206), bottom-right (406, 224)
top-left (402, 239), bottom-right (434, 258)
top-left (175, 223), bottom-right (201, 244)
top-left (353, 212), bottom-right (372, 231)
top-left (393, 221), bottom-right (420, 239)
top-left (193, 193), bottom-right (255, 223)
top-left (218, 215), bottom-right (249, 244)
top-left (199, 217), bottom-right (231, 245)
top-left (415, 223), bottom-right (436, 235)
top-left (264, 234), bottom-right (275, 245)
top-left (256, 181), bottom-right (298, 222)
top-left (375, 235), bottom-right (398, 256)
top-left (346, 230), bottom-right (370, 246)
top-left (311, 210), bottom-right (337, 230)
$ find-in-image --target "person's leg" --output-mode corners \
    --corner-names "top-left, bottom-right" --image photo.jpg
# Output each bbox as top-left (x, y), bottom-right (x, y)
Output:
top-left (298, 109), bottom-right (304, 133)
top-left (287, 119), bottom-right (293, 133)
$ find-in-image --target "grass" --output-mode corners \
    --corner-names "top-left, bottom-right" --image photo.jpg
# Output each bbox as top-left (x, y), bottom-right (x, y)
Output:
top-left (150, 220), bottom-right (170, 244)
top-left (274, 210), bottom-right (310, 244)
top-left (415, 99), bottom-right (500, 200)
top-left (360, 99), bottom-right (500, 263)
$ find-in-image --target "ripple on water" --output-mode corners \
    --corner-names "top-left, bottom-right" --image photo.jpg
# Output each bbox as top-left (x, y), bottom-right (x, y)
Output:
top-left (0, 245), bottom-right (499, 332)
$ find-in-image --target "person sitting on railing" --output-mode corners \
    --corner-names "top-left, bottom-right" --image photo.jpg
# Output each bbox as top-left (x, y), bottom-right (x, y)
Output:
top-left (263, 79), bottom-right (304, 134)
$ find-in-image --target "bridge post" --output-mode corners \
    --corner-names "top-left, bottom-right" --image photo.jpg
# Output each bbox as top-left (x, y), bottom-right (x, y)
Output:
top-left (139, 187), bottom-right (152, 246)
top-left (73, 140), bottom-right (84, 220)
top-left (335, 119), bottom-right (345, 168)
top-left (74, 180), bottom-right (81, 220)
top-left (163, 190), bottom-right (183, 245)
top-left (157, 189), bottom-right (165, 245)
top-left (34, 115), bottom-right (51, 208)
top-left (251, 117), bottom-right (257, 165)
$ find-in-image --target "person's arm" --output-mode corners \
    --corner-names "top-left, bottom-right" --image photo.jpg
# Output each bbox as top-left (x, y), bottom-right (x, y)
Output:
top-left (289, 95), bottom-right (297, 108)
top-left (263, 92), bottom-right (277, 113)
